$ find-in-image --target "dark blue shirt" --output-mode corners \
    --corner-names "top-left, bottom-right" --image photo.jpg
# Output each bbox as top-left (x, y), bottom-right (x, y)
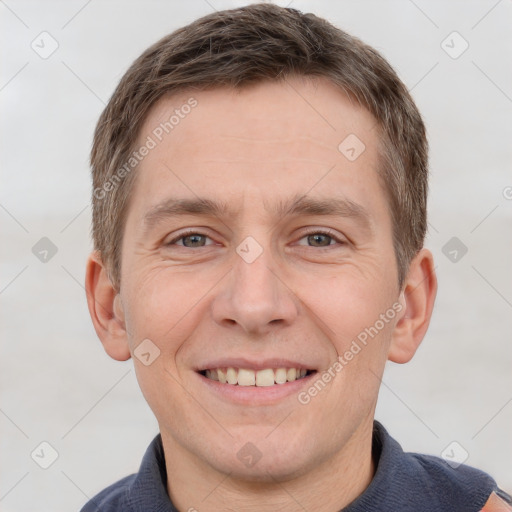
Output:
top-left (81, 421), bottom-right (507, 511)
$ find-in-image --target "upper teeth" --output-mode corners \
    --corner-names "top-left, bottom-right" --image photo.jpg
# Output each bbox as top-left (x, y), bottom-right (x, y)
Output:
top-left (204, 368), bottom-right (308, 386)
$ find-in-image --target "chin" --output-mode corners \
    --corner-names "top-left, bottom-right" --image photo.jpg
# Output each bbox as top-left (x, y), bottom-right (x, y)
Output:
top-left (217, 456), bottom-right (311, 484)
top-left (205, 431), bottom-right (317, 483)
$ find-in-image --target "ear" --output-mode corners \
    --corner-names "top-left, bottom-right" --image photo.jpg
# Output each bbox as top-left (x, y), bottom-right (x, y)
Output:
top-left (85, 250), bottom-right (131, 361)
top-left (388, 248), bottom-right (437, 364)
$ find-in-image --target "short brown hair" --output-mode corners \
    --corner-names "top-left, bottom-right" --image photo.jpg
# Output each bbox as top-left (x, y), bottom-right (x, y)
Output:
top-left (90, 3), bottom-right (428, 291)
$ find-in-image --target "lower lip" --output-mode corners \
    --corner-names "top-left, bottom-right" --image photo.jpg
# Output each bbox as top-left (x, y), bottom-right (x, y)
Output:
top-left (197, 372), bottom-right (317, 405)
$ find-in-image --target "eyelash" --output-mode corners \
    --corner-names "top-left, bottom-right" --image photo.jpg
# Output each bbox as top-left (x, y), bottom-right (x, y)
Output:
top-left (166, 228), bottom-right (346, 249)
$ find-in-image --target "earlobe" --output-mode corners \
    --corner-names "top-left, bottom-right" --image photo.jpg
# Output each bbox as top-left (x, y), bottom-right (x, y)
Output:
top-left (388, 248), bottom-right (437, 364)
top-left (85, 251), bottom-right (131, 361)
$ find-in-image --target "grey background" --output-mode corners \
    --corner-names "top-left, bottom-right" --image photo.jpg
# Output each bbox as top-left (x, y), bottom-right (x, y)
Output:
top-left (1, 0), bottom-right (511, 510)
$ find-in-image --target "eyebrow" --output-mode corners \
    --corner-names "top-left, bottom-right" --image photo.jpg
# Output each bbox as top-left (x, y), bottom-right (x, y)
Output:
top-left (142, 193), bottom-right (373, 236)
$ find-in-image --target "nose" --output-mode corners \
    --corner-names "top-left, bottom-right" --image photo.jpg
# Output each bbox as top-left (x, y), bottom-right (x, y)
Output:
top-left (211, 244), bottom-right (299, 336)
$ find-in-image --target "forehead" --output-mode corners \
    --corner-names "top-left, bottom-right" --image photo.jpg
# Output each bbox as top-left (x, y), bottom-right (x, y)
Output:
top-left (139, 77), bottom-right (378, 154)
top-left (129, 77), bottom-right (386, 222)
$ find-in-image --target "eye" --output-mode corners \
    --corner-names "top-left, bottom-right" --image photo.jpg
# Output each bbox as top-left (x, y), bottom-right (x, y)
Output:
top-left (296, 230), bottom-right (345, 248)
top-left (166, 230), bottom-right (215, 248)
top-left (165, 229), bottom-right (346, 249)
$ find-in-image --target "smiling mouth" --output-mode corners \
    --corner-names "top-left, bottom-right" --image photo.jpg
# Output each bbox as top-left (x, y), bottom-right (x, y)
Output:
top-left (199, 367), bottom-right (316, 387)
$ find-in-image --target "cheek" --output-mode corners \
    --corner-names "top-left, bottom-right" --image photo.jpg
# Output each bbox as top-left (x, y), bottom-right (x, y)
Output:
top-left (121, 269), bottom-right (209, 423)
top-left (122, 266), bottom-right (212, 355)
top-left (298, 268), bottom-right (398, 404)
top-left (299, 268), bottom-right (396, 342)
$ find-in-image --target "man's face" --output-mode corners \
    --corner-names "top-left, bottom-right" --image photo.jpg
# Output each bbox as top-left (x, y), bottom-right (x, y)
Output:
top-left (117, 78), bottom-right (404, 480)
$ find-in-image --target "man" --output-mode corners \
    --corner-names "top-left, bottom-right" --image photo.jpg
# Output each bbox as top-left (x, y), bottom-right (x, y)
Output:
top-left (83, 3), bottom-right (511, 511)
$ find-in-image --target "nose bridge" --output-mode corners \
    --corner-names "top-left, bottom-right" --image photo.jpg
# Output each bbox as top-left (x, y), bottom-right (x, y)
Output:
top-left (235, 243), bottom-right (277, 305)
top-left (212, 237), bottom-right (297, 334)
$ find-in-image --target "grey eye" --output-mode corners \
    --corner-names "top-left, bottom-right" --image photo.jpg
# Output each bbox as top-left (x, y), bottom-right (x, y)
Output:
top-left (307, 233), bottom-right (333, 247)
top-left (180, 234), bottom-right (208, 247)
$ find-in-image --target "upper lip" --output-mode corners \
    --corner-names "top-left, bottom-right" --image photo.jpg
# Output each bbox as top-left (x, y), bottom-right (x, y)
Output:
top-left (195, 357), bottom-right (317, 372)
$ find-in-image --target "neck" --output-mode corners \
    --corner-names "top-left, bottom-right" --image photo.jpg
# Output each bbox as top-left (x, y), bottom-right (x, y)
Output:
top-left (161, 419), bottom-right (376, 512)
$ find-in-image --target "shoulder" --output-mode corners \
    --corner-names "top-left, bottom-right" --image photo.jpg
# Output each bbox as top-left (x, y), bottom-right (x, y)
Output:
top-left (482, 490), bottom-right (512, 511)
top-left (80, 474), bottom-right (135, 512)
top-left (370, 422), bottom-right (500, 511)
top-left (409, 451), bottom-right (493, 485)
top-left (407, 451), bottom-right (511, 511)
top-left (79, 433), bottom-right (168, 511)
